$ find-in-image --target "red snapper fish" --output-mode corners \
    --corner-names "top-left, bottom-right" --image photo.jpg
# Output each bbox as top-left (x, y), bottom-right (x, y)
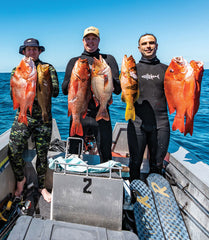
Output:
top-left (184, 60), bottom-right (204, 135)
top-left (120, 55), bottom-right (139, 121)
top-left (91, 55), bottom-right (114, 121)
top-left (68, 58), bottom-right (91, 136)
top-left (10, 57), bottom-right (37, 125)
top-left (164, 57), bottom-right (204, 136)
top-left (189, 60), bottom-right (204, 115)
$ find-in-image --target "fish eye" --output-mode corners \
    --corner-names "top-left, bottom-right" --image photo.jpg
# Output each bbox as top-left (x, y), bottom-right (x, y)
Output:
top-left (170, 69), bottom-right (174, 73)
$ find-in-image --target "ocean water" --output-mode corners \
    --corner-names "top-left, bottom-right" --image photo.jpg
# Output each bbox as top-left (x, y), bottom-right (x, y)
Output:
top-left (0, 71), bottom-right (208, 164)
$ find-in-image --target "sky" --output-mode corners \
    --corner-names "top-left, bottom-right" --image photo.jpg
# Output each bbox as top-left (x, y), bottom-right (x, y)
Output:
top-left (1, 0), bottom-right (209, 73)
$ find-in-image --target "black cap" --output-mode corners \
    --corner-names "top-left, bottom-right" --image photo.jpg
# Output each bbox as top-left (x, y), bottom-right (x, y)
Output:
top-left (19, 38), bottom-right (45, 55)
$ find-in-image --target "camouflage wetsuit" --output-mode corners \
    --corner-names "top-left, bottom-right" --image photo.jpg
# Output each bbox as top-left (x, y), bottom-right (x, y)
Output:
top-left (8, 59), bottom-right (59, 189)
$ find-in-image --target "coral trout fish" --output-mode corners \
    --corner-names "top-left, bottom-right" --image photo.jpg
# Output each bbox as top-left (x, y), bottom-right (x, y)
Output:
top-left (164, 56), bottom-right (203, 136)
top-left (91, 55), bottom-right (114, 121)
top-left (68, 58), bottom-right (91, 136)
top-left (37, 64), bottom-right (52, 122)
top-left (120, 55), bottom-right (139, 121)
top-left (10, 57), bottom-right (37, 125)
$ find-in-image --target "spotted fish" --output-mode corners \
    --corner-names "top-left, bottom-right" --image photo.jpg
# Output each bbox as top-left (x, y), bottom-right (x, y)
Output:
top-left (37, 64), bottom-right (52, 122)
top-left (120, 55), bottom-right (139, 121)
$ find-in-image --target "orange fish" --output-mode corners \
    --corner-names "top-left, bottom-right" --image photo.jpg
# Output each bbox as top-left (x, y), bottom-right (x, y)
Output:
top-left (10, 57), bottom-right (37, 125)
top-left (184, 60), bottom-right (204, 135)
top-left (190, 60), bottom-right (204, 115)
top-left (120, 55), bottom-right (139, 121)
top-left (68, 58), bottom-right (91, 136)
top-left (91, 55), bottom-right (114, 121)
top-left (164, 57), bottom-right (196, 135)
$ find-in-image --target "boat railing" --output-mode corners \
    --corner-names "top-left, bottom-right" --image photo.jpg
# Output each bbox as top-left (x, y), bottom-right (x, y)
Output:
top-left (54, 161), bottom-right (123, 178)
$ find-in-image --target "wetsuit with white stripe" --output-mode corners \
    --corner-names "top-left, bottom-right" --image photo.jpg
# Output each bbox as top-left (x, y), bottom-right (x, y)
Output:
top-left (127, 56), bottom-right (170, 181)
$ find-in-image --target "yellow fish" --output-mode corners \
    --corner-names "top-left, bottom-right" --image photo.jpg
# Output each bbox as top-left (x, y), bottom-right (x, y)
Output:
top-left (120, 55), bottom-right (139, 120)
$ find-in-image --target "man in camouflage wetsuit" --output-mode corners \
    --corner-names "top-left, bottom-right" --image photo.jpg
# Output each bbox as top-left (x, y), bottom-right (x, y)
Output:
top-left (8, 38), bottom-right (59, 202)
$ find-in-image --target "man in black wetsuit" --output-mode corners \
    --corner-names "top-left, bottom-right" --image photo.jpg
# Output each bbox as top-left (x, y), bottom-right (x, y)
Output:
top-left (62, 26), bottom-right (121, 162)
top-left (127, 33), bottom-right (170, 182)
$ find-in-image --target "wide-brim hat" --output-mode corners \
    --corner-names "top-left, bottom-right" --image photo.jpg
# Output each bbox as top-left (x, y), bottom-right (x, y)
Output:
top-left (19, 38), bottom-right (45, 55)
top-left (83, 26), bottom-right (100, 38)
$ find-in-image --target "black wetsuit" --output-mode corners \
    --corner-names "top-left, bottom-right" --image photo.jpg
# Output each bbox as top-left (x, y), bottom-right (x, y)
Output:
top-left (62, 49), bottom-right (121, 162)
top-left (127, 57), bottom-right (170, 181)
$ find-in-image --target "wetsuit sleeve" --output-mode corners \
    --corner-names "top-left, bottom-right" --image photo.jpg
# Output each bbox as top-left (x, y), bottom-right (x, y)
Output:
top-left (62, 58), bottom-right (78, 95)
top-left (162, 63), bottom-right (168, 73)
top-left (108, 55), bottom-right (121, 95)
top-left (49, 65), bottom-right (59, 98)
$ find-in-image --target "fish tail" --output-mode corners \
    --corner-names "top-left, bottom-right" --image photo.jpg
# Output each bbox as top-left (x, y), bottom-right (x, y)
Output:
top-left (96, 107), bottom-right (109, 121)
top-left (29, 105), bottom-right (33, 115)
top-left (184, 116), bottom-right (194, 136)
top-left (168, 105), bottom-right (175, 114)
top-left (185, 99), bottom-right (194, 120)
top-left (70, 120), bottom-right (83, 136)
top-left (42, 113), bottom-right (49, 123)
top-left (172, 116), bottom-right (184, 133)
top-left (125, 103), bottom-right (135, 121)
top-left (18, 114), bottom-right (28, 126)
top-left (68, 109), bottom-right (72, 117)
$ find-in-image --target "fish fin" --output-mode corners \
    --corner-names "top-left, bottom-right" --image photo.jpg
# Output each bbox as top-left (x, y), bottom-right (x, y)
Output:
top-left (136, 89), bottom-right (140, 101)
top-left (18, 114), bottom-right (28, 126)
top-left (72, 79), bottom-right (79, 95)
top-left (119, 72), bottom-right (121, 81)
top-left (186, 105), bottom-right (194, 120)
top-left (68, 108), bottom-right (72, 117)
top-left (82, 110), bottom-right (87, 119)
top-left (96, 107), bottom-right (109, 121)
top-left (125, 103), bottom-right (135, 121)
top-left (70, 121), bottom-right (83, 137)
top-left (167, 103), bottom-right (175, 114)
top-left (172, 115), bottom-right (185, 133)
top-left (184, 115), bottom-right (194, 136)
top-left (12, 95), bottom-right (20, 110)
top-left (108, 96), bottom-right (113, 106)
top-left (29, 105), bottom-right (33, 116)
top-left (103, 75), bottom-right (109, 88)
top-left (93, 95), bottom-right (99, 107)
top-left (121, 93), bottom-right (125, 103)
